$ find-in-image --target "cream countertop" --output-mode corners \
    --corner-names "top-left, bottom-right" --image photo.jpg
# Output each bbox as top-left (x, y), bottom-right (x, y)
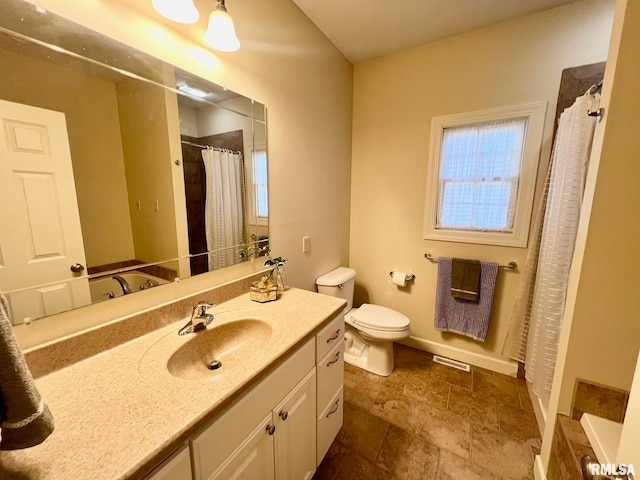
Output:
top-left (0, 288), bottom-right (345, 480)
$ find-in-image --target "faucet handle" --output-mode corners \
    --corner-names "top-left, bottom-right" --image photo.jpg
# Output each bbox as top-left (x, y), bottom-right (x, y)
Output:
top-left (193, 301), bottom-right (215, 317)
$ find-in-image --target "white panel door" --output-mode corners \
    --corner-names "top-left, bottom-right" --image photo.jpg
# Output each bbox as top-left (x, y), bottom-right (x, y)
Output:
top-left (0, 99), bottom-right (90, 323)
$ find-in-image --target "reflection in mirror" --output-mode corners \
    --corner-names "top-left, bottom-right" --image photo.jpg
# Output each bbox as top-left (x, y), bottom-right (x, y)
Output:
top-left (176, 71), bottom-right (269, 275)
top-left (0, 0), bottom-right (268, 326)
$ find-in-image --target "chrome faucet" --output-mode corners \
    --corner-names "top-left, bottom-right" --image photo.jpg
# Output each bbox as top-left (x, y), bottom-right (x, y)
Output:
top-left (178, 301), bottom-right (215, 335)
top-left (112, 275), bottom-right (132, 295)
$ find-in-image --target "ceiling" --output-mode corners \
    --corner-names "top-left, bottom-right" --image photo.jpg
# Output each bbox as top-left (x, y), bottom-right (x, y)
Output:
top-left (292, 0), bottom-right (581, 63)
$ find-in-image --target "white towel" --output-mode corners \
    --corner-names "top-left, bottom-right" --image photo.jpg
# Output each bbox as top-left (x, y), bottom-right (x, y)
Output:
top-left (434, 258), bottom-right (498, 342)
top-left (0, 294), bottom-right (54, 450)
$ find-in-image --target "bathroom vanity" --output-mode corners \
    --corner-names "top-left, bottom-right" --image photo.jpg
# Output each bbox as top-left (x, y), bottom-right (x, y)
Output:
top-left (0, 287), bottom-right (345, 480)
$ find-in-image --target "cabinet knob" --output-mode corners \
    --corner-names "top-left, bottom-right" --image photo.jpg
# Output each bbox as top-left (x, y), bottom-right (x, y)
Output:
top-left (278, 410), bottom-right (288, 421)
top-left (266, 424), bottom-right (276, 435)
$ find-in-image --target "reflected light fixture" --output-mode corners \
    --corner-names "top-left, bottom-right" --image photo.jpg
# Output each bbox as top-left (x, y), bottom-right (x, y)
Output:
top-left (204, 0), bottom-right (240, 52)
top-left (178, 84), bottom-right (209, 98)
top-left (152, 0), bottom-right (200, 24)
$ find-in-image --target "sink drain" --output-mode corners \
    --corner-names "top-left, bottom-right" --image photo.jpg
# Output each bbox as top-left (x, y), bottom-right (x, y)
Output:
top-left (208, 360), bottom-right (222, 370)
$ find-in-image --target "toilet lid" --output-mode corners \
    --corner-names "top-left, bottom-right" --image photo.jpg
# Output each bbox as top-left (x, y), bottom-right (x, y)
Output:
top-left (350, 304), bottom-right (410, 332)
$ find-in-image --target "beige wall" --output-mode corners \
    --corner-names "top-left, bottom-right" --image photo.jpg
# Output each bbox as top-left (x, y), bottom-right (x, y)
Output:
top-left (15, 0), bottom-right (352, 348)
top-left (0, 48), bottom-right (136, 267)
top-left (116, 78), bottom-right (181, 266)
top-left (350, 0), bottom-right (615, 366)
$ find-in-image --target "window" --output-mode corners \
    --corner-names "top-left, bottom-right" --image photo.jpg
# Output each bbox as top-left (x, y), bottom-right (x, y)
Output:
top-left (424, 102), bottom-right (546, 247)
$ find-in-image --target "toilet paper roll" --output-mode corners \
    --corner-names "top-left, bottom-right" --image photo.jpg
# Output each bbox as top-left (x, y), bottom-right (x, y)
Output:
top-left (392, 271), bottom-right (407, 287)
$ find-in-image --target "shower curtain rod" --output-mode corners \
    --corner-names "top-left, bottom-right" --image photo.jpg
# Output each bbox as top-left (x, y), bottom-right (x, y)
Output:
top-left (586, 80), bottom-right (604, 120)
top-left (181, 139), bottom-right (209, 149)
top-left (586, 80), bottom-right (603, 96)
top-left (180, 140), bottom-right (241, 155)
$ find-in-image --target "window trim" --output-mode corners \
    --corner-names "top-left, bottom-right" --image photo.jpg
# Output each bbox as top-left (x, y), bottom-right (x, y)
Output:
top-left (423, 102), bottom-right (547, 248)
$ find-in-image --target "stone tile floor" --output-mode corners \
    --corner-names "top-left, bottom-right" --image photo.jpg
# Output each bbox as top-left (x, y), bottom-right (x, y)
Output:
top-left (313, 344), bottom-right (541, 480)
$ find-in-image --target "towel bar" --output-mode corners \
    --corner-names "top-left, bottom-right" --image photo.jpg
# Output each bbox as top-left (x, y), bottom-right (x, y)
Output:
top-left (424, 253), bottom-right (517, 270)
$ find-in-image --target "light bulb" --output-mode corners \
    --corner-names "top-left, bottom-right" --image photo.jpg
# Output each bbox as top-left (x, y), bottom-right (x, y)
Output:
top-left (152, 0), bottom-right (199, 24)
top-left (204, 4), bottom-right (240, 52)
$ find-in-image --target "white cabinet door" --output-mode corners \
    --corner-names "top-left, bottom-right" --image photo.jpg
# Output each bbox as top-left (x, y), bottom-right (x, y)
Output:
top-left (209, 413), bottom-right (275, 480)
top-left (274, 369), bottom-right (317, 480)
top-left (145, 446), bottom-right (192, 480)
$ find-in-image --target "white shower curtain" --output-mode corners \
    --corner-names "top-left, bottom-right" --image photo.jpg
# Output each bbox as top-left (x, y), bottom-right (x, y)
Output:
top-left (524, 93), bottom-right (599, 408)
top-left (202, 148), bottom-right (245, 271)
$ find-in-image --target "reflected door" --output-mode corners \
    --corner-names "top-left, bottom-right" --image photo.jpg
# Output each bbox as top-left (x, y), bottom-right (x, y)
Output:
top-left (0, 99), bottom-right (91, 324)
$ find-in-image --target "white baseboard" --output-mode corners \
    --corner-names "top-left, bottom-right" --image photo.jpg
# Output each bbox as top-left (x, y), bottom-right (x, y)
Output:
top-left (528, 381), bottom-right (547, 437)
top-left (534, 455), bottom-right (546, 480)
top-left (398, 335), bottom-right (519, 377)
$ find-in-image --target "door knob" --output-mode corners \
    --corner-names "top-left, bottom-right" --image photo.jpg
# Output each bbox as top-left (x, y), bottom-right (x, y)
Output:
top-left (70, 263), bottom-right (85, 273)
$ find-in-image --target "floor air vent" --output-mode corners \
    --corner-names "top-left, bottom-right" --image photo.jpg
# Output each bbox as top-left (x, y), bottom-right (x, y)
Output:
top-left (433, 355), bottom-right (470, 372)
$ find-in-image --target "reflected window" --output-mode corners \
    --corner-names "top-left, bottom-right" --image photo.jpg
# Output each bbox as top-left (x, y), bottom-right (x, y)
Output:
top-left (254, 148), bottom-right (268, 224)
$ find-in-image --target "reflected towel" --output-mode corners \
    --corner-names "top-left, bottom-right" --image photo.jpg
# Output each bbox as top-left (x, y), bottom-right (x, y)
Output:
top-left (451, 258), bottom-right (481, 301)
top-left (434, 258), bottom-right (498, 342)
top-left (0, 294), bottom-right (54, 450)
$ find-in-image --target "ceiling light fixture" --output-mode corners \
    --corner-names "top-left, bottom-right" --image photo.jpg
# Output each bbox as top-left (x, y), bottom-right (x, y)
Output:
top-left (204, 0), bottom-right (240, 52)
top-left (152, 0), bottom-right (199, 24)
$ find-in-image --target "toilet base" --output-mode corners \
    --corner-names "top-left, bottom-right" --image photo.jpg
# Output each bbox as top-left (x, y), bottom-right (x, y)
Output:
top-left (343, 325), bottom-right (395, 376)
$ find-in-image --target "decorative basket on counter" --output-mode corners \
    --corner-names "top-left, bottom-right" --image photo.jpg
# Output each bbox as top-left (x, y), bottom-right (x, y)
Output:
top-left (250, 280), bottom-right (278, 303)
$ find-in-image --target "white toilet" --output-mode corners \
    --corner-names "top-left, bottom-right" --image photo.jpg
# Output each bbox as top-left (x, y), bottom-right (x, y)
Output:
top-left (316, 267), bottom-right (410, 376)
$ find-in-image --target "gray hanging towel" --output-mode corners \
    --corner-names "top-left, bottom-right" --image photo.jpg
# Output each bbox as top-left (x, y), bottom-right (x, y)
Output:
top-left (435, 258), bottom-right (499, 342)
top-left (451, 258), bottom-right (481, 301)
top-left (0, 294), bottom-right (54, 450)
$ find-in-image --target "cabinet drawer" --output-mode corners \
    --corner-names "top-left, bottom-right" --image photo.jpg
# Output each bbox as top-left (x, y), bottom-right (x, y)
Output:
top-left (316, 387), bottom-right (343, 467)
top-left (317, 341), bottom-right (344, 411)
top-left (316, 314), bottom-right (344, 362)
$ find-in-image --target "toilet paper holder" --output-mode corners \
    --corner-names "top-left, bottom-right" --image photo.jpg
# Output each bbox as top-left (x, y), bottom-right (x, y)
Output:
top-left (389, 272), bottom-right (415, 282)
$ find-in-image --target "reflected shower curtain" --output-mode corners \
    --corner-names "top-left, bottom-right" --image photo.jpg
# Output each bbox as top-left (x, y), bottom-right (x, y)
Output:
top-left (504, 93), bottom-right (599, 408)
top-left (202, 148), bottom-right (246, 271)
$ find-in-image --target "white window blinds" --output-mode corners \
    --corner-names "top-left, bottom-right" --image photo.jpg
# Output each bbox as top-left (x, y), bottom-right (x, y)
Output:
top-left (437, 119), bottom-right (526, 232)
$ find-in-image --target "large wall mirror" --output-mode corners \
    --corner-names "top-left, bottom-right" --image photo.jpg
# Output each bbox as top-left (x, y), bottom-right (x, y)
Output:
top-left (0, 0), bottom-right (268, 326)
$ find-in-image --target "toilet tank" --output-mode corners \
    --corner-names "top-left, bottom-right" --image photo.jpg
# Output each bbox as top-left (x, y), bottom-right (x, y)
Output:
top-left (316, 267), bottom-right (356, 313)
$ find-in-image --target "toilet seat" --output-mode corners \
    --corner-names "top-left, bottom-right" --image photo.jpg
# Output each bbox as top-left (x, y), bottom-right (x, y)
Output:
top-left (350, 304), bottom-right (410, 332)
